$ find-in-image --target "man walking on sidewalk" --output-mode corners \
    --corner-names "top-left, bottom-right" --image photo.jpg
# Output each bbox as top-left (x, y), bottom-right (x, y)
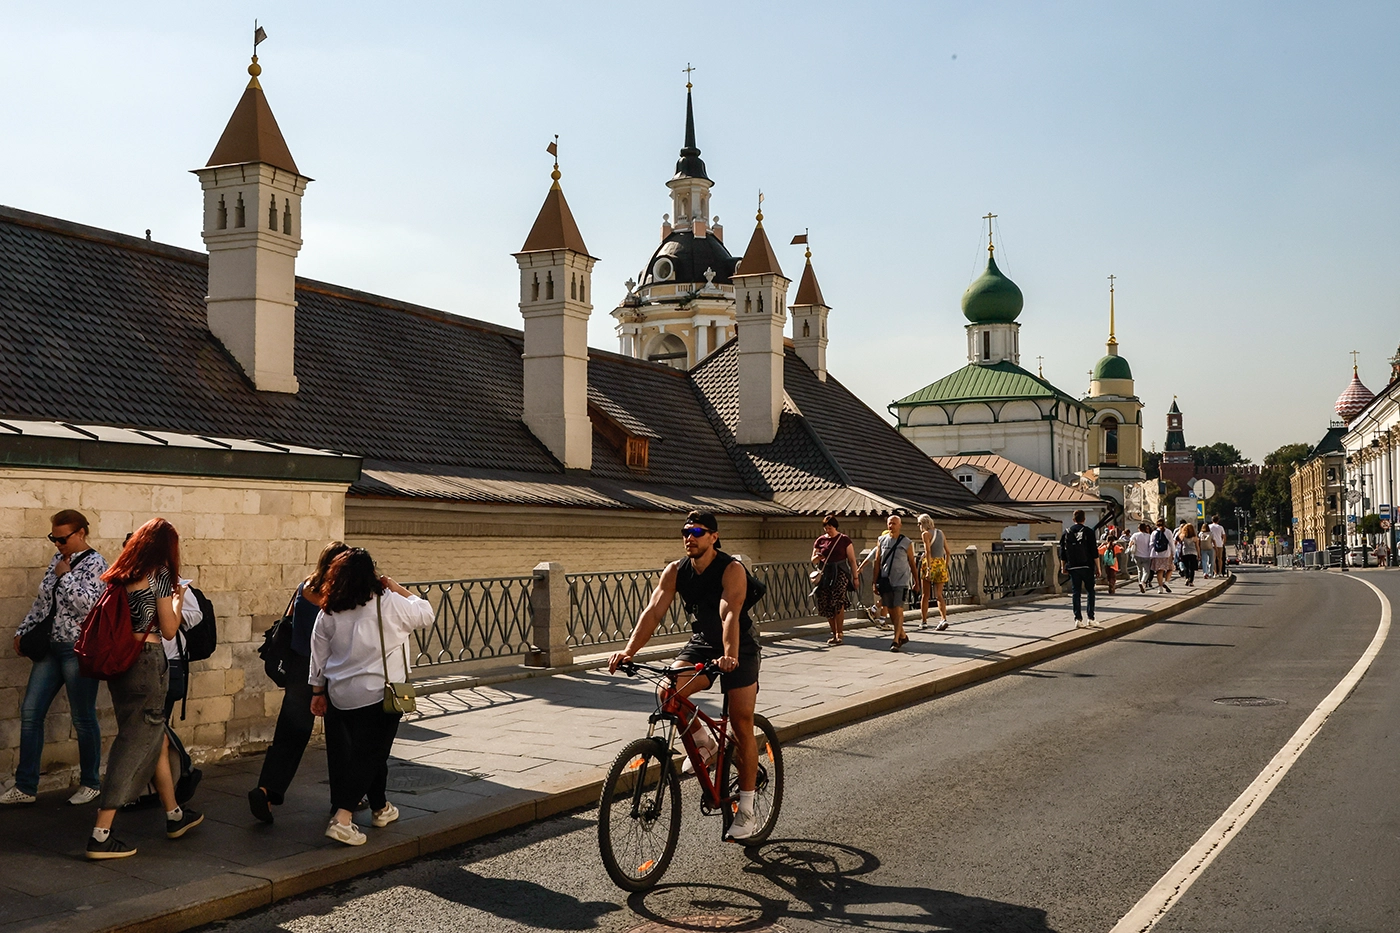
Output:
top-left (1129, 522), bottom-right (1154, 593)
top-left (1060, 510), bottom-right (1100, 627)
top-left (1208, 515), bottom-right (1226, 578)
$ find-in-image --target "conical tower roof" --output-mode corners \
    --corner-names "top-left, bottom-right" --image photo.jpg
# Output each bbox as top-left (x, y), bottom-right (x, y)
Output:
top-left (519, 168), bottom-right (591, 256)
top-left (1335, 367), bottom-right (1375, 424)
top-left (673, 87), bottom-right (709, 181)
top-left (793, 251), bottom-right (825, 306)
top-left (206, 59), bottom-right (300, 175)
top-left (735, 211), bottom-right (782, 277)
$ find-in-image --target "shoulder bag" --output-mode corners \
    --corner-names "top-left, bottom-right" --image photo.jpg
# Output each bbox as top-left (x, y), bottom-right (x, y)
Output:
top-left (377, 594), bottom-right (417, 715)
top-left (257, 590), bottom-right (299, 688)
top-left (20, 550), bottom-right (94, 662)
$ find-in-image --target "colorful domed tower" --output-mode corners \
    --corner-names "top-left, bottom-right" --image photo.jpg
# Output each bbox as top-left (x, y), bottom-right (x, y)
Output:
top-left (1335, 360), bottom-right (1375, 425)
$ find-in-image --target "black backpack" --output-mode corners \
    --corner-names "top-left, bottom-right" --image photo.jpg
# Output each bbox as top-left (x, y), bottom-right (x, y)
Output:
top-left (1152, 529), bottom-right (1170, 553)
top-left (179, 587), bottom-right (218, 663)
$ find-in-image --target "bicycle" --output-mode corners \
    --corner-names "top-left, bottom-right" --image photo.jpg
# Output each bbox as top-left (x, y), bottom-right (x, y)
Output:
top-left (597, 660), bottom-right (783, 892)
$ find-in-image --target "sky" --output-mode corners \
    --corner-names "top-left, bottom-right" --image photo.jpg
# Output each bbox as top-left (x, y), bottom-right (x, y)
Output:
top-left (3, 1), bottom-right (1398, 463)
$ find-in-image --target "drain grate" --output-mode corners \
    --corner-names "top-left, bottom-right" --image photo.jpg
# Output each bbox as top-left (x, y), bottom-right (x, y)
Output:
top-left (1214, 696), bottom-right (1287, 707)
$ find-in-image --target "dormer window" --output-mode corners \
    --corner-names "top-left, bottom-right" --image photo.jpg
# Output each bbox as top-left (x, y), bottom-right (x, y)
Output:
top-left (957, 473), bottom-right (975, 487)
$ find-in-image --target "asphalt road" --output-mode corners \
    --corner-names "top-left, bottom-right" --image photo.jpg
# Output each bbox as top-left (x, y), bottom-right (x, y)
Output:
top-left (203, 568), bottom-right (1399, 933)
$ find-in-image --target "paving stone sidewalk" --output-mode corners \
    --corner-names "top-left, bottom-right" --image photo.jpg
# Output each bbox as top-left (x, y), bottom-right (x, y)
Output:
top-left (0, 579), bottom-right (1225, 933)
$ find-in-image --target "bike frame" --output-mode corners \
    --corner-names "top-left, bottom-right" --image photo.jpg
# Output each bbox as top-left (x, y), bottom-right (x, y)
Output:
top-left (644, 667), bottom-right (735, 810)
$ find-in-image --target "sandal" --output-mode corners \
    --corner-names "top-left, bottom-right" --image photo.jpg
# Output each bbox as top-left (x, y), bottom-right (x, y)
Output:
top-left (826, 636), bottom-right (840, 646)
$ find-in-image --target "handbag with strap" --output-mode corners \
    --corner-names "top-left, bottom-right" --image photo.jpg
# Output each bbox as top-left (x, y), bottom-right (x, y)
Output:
top-left (376, 593), bottom-right (417, 715)
top-left (257, 590), bottom-right (299, 688)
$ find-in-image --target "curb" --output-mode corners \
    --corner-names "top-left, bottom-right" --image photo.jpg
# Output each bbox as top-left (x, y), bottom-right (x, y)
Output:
top-left (43, 574), bottom-right (1233, 933)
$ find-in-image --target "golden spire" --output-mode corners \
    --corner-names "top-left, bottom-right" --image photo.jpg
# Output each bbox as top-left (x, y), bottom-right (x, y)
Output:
top-left (1107, 273), bottom-right (1118, 350)
top-left (983, 212), bottom-right (997, 254)
top-left (756, 189), bottom-right (764, 225)
top-left (548, 135), bottom-right (561, 188)
top-left (248, 20), bottom-right (267, 89)
top-left (684, 62), bottom-right (696, 90)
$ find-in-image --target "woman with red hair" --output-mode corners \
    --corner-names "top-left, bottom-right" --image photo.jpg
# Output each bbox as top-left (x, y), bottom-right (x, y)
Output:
top-left (85, 518), bottom-right (203, 859)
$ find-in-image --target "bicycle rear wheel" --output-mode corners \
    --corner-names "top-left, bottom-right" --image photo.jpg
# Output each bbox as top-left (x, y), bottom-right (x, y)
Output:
top-left (721, 713), bottom-right (783, 844)
top-left (598, 737), bottom-right (682, 891)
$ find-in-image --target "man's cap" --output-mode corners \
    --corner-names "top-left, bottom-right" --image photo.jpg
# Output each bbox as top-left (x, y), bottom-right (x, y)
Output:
top-left (685, 510), bottom-right (719, 533)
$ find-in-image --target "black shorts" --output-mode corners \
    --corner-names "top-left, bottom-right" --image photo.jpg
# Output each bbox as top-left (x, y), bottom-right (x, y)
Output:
top-left (674, 636), bottom-right (760, 693)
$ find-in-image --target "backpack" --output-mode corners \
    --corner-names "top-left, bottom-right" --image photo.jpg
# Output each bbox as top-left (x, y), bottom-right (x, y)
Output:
top-left (75, 584), bottom-right (146, 681)
top-left (178, 587), bottom-right (217, 663)
top-left (1152, 529), bottom-right (1170, 553)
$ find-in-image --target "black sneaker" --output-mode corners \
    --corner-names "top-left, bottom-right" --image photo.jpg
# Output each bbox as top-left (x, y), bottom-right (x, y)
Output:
top-left (166, 809), bottom-right (204, 839)
top-left (87, 835), bottom-right (137, 860)
top-left (248, 787), bottom-right (273, 824)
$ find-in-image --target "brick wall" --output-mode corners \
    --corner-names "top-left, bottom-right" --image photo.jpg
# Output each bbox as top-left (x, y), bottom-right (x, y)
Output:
top-left (0, 469), bottom-right (347, 791)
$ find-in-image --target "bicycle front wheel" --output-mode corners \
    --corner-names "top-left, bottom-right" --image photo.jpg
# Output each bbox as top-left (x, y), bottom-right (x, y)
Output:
top-left (722, 713), bottom-right (784, 845)
top-left (598, 737), bottom-right (682, 891)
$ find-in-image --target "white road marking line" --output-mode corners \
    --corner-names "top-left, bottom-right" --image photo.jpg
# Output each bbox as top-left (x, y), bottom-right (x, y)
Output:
top-left (1110, 575), bottom-right (1392, 933)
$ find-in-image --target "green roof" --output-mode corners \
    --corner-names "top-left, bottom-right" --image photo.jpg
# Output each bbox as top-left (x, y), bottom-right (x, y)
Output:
top-left (1092, 353), bottom-right (1133, 380)
top-left (962, 252), bottom-right (1023, 323)
top-left (892, 360), bottom-right (1089, 411)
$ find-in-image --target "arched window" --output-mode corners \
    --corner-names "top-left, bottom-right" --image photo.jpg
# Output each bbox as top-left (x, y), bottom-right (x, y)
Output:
top-left (1102, 416), bottom-right (1119, 465)
top-left (646, 333), bottom-right (688, 370)
top-left (982, 331), bottom-right (990, 360)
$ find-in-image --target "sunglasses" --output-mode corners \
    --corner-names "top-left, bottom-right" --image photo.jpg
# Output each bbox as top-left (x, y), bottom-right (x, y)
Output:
top-left (681, 526), bottom-right (712, 539)
top-left (47, 531), bottom-right (79, 545)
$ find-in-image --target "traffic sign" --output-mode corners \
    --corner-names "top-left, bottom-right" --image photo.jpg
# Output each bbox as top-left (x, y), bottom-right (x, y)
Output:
top-left (1383, 519), bottom-right (1393, 531)
top-left (1191, 478), bottom-right (1217, 500)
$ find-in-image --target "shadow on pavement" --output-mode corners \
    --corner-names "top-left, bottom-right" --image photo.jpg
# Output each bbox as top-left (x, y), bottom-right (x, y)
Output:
top-left (624, 838), bottom-right (1058, 932)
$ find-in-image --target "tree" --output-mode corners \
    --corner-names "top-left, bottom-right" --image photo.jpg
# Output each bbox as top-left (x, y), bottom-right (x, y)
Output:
top-left (1252, 442), bottom-right (1310, 534)
top-left (1357, 514), bottom-right (1383, 535)
top-left (1206, 470), bottom-right (1257, 526)
top-left (1194, 442), bottom-right (1249, 468)
top-left (1143, 450), bottom-right (1162, 480)
top-left (1264, 443), bottom-right (1310, 467)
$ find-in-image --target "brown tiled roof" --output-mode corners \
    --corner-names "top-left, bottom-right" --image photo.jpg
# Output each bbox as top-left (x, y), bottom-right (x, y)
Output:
top-left (734, 221), bottom-right (783, 278)
top-left (518, 181), bottom-right (591, 256)
top-left (792, 257), bottom-right (826, 307)
top-left (206, 79), bottom-right (300, 175)
top-left (935, 454), bottom-right (1101, 507)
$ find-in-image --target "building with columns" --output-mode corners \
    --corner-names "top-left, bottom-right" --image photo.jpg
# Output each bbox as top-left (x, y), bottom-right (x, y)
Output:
top-left (892, 239), bottom-right (1094, 483)
top-left (1338, 351), bottom-right (1400, 555)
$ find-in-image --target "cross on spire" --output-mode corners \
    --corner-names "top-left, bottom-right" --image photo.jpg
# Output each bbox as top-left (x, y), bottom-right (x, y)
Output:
top-left (1107, 273), bottom-right (1117, 345)
top-left (1352, 349), bottom-right (1361, 374)
top-left (683, 63), bottom-right (696, 89)
top-left (1037, 355), bottom-right (1045, 378)
top-left (983, 212), bottom-right (997, 253)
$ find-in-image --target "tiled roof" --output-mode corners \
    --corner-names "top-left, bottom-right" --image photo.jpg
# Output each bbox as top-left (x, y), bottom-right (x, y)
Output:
top-left (893, 361), bottom-right (1088, 410)
top-left (735, 221), bottom-right (783, 278)
top-left (518, 180), bottom-right (591, 256)
top-left (1307, 426), bottom-right (1347, 461)
top-left (206, 78), bottom-right (300, 175)
top-left (0, 203), bottom-right (1034, 523)
top-left (936, 454), bottom-right (1101, 507)
top-left (793, 257), bottom-right (826, 307)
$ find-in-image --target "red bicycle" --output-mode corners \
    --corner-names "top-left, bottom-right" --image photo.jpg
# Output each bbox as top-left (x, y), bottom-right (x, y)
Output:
top-left (597, 660), bottom-right (784, 891)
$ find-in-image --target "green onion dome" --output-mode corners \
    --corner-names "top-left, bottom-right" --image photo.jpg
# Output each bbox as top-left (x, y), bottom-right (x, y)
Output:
top-left (1093, 353), bottom-right (1133, 380)
top-left (961, 253), bottom-right (1024, 324)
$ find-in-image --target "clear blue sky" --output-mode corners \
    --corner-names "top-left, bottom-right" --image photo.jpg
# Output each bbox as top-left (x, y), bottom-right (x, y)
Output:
top-left (4, 2), bottom-right (1398, 463)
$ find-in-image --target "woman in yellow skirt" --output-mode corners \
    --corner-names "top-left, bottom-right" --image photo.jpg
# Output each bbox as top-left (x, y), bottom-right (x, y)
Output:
top-left (917, 514), bottom-right (950, 630)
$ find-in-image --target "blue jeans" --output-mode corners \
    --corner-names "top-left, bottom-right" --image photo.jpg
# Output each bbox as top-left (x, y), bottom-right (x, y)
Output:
top-left (1068, 568), bottom-right (1096, 620)
top-left (17, 641), bottom-right (101, 794)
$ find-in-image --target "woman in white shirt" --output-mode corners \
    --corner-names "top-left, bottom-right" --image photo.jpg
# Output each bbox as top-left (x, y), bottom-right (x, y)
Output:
top-left (309, 548), bottom-right (434, 846)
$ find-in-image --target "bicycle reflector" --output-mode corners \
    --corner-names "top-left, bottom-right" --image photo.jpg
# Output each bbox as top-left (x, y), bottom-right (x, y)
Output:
top-left (694, 663), bottom-right (705, 671)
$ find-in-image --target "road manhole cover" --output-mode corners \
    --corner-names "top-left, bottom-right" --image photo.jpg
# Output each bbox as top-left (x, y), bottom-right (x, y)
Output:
top-left (1214, 696), bottom-right (1287, 707)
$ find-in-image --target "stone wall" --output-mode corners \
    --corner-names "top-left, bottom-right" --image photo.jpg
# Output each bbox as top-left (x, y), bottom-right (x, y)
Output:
top-left (0, 468), bottom-right (347, 790)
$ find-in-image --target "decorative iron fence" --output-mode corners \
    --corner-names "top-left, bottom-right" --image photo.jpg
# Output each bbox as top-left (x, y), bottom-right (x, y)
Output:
top-left (982, 548), bottom-right (1046, 601)
top-left (565, 567), bottom-right (686, 648)
top-left (403, 575), bottom-right (535, 668)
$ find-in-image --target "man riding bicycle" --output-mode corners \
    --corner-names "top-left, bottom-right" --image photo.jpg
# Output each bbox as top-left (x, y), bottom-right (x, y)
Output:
top-left (607, 510), bottom-right (762, 841)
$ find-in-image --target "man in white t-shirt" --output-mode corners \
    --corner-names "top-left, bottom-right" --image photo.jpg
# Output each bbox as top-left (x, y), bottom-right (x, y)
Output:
top-left (1128, 522), bottom-right (1154, 593)
top-left (1208, 516), bottom-right (1227, 577)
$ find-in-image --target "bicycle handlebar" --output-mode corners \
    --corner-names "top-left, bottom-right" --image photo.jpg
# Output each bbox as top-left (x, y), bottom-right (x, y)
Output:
top-left (618, 660), bottom-right (724, 680)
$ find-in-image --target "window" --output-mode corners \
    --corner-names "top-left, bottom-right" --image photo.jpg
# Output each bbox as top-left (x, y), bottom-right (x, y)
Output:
top-left (546, 272), bottom-right (554, 299)
top-left (802, 319), bottom-right (810, 337)
top-left (1102, 416), bottom-right (1119, 465)
top-left (757, 294), bottom-right (764, 314)
top-left (745, 294), bottom-right (752, 313)
top-left (282, 199), bottom-right (292, 234)
top-left (653, 258), bottom-right (673, 282)
top-left (1327, 467), bottom-right (1337, 482)
top-left (982, 331), bottom-right (990, 360)
top-left (578, 277), bottom-right (585, 303)
top-left (268, 196), bottom-right (278, 230)
top-left (531, 274), bottom-right (540, 301)
top-left (957, 473), bottom-right (974, 487)
top-left (571, 273), bottom-right (577, 299)
top-left (216, 195), bottom-right (227, 229)
top-left (234, 193), bottom-right (246, 228)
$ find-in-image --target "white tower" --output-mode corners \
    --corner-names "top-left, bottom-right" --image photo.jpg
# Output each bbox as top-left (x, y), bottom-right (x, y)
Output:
top-left (192, 54), bottom-right (310, 393)
top-left (513, 159), bottom-right (597, 470)
top-left (789, 240), bottom-right (830, 381)
top-left (732, 208), bottom-right (790, 445)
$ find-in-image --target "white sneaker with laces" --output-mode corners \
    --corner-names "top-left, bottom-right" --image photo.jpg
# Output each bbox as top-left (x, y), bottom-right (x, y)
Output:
top-left (372, 802), bottom-right (399, 827)
top-left (725, 808), bottom-right (757, 842)
top-left (325, 818), bottom-right (367, 846)
top-left (68, 786), bottom-right (100, 806)
top-left (0, 787), bottom-right (36, 805)
top-left (680, 733), bottom-right (719, 776)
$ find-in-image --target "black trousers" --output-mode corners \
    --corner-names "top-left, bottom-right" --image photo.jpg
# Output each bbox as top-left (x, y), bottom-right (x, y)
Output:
top-left (324, 700), bottom-right (401, 813)
top-left (1182, 554), bottom-right (1198, 584)
top-left (1068, 567), bottom-right (1096, 620)
top-left (257, 653), bottom-right (314, 804)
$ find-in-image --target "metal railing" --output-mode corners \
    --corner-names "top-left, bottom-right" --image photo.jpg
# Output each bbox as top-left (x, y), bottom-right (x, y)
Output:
top-left (565, 567), bottom-right (687, 648)
top-left (982, 548), bottom-right (1046, 600)
top-left (403, 575), bottom-right (535, 668)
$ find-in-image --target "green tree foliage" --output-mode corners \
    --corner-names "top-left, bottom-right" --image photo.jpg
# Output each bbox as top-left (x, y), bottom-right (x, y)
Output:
top-left (1252, 442), bottom-right (1310, 534)
top-left (1143, 450), bottom-right (1162, 480)
top-left (1194, 442), bottom-right (1250, 467)
top-left (1357, 514), bottom-right (1383, 535)
top-left (1206, 471), bottom-right (1257, 526)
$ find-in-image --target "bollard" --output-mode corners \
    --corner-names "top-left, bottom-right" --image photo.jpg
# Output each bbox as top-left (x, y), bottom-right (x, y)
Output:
top-left (1043, 542), bottom-right (1061, 594)
top-left (527, 561), bottom-right (574, 668)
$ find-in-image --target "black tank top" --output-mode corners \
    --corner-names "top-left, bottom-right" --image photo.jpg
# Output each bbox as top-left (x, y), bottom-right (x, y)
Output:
top-left (675, 550), bottom-right (759, 652)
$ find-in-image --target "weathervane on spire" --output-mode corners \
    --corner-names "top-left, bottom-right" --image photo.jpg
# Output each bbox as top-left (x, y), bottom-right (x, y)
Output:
top-left (248, 20), bottom-right (268, 85)
top-left (791, 228), bottom-right (811, 259)
top-left (546, 135), bottom-right (560, 185)
top-left (683, 62), bottom-right (696, 89)
top-left (983, 212), bottom-right (997, 253)
top-left (756, 190), bottom-right (764, 224)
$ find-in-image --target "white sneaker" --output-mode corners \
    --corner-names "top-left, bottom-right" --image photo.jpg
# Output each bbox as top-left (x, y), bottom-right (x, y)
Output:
top-left (680, 734), bottom-right (719, 776)
top-left (0, 787), bottom-right (36, 805)
top-left (372, 802), bottom-right (399, 828)
top-left (325, 818), bottom-right (367, 846)
top-left (68, 786), bottom-right (100, 806)
top-left (725, 808), bottom-right (757, 842)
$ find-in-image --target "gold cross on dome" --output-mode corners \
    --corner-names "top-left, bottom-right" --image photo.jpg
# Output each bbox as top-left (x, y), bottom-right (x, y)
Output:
top-left (684, 63), bottom-right (696, 88)
top-left (983, 212), bottom-right (996, 252)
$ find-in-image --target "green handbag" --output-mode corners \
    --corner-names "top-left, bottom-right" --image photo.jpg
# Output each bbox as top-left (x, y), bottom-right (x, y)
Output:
top-left (376, 594), bottom-right (417, 715)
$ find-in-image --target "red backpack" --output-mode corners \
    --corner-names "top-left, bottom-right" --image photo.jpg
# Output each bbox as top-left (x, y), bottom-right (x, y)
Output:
top-left (75, 584), bottom-right (147, 680)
